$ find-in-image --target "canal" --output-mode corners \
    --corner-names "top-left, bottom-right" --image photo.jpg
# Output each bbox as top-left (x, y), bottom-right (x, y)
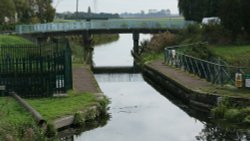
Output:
top-left (72, 34), bottom-right (249, 141)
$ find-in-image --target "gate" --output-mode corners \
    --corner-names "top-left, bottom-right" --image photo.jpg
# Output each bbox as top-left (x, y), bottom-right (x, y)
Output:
top-left (0, 41), bottom-right (72, 98)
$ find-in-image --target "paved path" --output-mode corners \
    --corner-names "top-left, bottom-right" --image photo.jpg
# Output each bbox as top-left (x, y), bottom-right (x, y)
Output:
top-left (73, 66), bottom-right (101, 93)
top-left (147, 60), bottom-right (250, 99)
top-left (147, 60), bottom-right (212, 91)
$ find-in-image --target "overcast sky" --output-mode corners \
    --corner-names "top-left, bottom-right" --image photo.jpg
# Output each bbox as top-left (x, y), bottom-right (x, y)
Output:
top-left (53, 0), bottom-right (179, 14)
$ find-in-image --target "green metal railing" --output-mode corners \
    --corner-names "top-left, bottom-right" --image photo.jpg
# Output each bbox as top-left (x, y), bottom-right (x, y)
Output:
top-left (0, 42), bottom-right (72, 98)
top-left (15, 19), bottom-right (195, 34)
top-left (164, 43), bottom-right (246, 86)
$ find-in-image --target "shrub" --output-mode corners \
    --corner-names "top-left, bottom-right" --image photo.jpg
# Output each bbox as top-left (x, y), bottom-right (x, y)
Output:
top-left (146, 32), bottom-right (177, 52)
top-left (224, 109), bottom-right (244, 123)
top-left (184, 43), bottom-right (216, 60)
top-left (45, 124), bottom-right (56, 137)
top-left (211, 104), bottom-right (227, 119)
top-left (73, 112), bottom-right (85, 127)
top-left (202, 24), bottom-right (231, 44)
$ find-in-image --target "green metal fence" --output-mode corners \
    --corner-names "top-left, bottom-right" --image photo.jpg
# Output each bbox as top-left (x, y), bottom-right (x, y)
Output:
top-left (0, 41), bottom-right (72, 98)
top-left (164, 43), bottom-right (246, 86)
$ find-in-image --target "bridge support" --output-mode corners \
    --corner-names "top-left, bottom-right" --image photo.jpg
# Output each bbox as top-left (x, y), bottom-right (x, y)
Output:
top-left (133, 32), bottom-right (140, 54)
top-left (83, 32), bottom-right (93, 65)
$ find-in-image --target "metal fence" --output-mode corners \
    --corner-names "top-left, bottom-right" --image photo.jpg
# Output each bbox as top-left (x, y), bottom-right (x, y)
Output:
top-left (15, 19), bottom-right (195, 34)
top-left (164, 43), bottom-right (245, 86)
top-left (0, 42), bottom-right (72, 98)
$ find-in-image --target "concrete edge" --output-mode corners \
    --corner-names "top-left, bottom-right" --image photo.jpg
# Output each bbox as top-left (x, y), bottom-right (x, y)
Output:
top-left (52, 92), bottom-right (107, 130)
top-left (143, 64), bottom-right (250, 110)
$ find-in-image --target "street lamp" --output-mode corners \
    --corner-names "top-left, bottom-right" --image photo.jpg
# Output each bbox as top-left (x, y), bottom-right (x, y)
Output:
top-left (76, 0), bottom-right (79, 20)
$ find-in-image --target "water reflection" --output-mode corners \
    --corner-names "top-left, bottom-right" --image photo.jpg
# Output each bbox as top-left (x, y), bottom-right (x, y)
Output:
top-left (196, 124), bottom-right (250, 141)
top-left (144, 75), bottom-right (250, 141)
top-left (93, 34), bottom-right (152, 67)
top-left (74, 74), bottom-right (204, 141)
top-left (58, 114), bottom-right (110, 141)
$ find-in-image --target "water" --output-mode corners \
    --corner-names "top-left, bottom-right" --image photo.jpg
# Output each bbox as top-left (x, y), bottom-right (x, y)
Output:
top-left (75, 74), bottom-right (204, 141)
top-left (71, 34), bottom-right (249, 141)
top-left (93, 34), bottom-right (151, 67)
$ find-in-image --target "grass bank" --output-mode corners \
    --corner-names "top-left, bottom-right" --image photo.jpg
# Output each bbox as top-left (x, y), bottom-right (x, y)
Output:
top-left (0, 97), bottom-right (43, 140)
top-left (26, 91), bottom-right (108, 122)
top-left (0, 35), bottom-right (33, 45)
top-left (210, 45), bottom-right (250, 67)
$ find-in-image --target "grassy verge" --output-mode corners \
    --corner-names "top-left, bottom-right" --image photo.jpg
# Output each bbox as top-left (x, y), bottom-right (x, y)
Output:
top-left (0, 97), bottom-right (42, 140)
top-left (0, 35), bottom-right (33, 45)
top-left (26, 91), bottom-right (104, 121)
top-left (210, 45), bottom-right (250, 67)
top-left (140, 52), bottom-right (164, 64)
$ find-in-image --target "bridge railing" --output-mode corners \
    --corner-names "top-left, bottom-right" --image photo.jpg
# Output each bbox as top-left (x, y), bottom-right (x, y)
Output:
top-left (164, 43), bottom-right (247, 86)
top-left (15, 19), bottom-right (195, 34)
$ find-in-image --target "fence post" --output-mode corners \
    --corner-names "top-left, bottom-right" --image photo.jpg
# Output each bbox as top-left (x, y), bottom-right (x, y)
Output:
top-left (218, 58), bottom-right (224, 86)
top-left (64, 41), bottom-right (72, 91)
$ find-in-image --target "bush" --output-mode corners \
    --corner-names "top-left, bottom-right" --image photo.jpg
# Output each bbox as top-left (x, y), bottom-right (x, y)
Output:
top-left (73, 112), bottom-right (85, 127)
top-left (202, 24), bottom-right (232, 44)
top-left (45, 124), bottom-right (56, 137)
top-left (224, 109), bottom-right (244, 123)
top-left (184, 43), bottom-right (216, 60)
top-left (146, 32), bottom-right (178, 52)
top-left (211, 104), bottom-right (227, 119)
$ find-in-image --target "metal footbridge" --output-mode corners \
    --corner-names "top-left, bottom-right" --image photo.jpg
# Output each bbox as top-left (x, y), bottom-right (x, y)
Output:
top-left (15, 18), bottom-right (194, 35)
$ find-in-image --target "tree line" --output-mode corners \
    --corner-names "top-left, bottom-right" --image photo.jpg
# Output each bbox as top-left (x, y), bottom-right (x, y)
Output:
top-left (178, 0), bottom-right (250, 35)
top-left (0, 0), bottom-right (55, 24)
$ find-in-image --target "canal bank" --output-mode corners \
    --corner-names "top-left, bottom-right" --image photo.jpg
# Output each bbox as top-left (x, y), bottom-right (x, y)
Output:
top-left (142, 60), bottom-right (250, 111)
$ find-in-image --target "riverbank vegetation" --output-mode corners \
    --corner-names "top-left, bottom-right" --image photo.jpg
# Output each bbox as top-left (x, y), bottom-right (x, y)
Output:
top-left (212, 98), bottom-right (250, 127)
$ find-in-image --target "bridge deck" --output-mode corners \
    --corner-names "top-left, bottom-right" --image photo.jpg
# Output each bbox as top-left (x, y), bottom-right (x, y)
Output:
top-left (15, 18), bottom-right (194, 35)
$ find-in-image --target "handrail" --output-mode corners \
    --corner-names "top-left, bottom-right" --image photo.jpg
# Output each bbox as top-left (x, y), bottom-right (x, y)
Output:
top-left (164, 43), bottom-right (248, 86)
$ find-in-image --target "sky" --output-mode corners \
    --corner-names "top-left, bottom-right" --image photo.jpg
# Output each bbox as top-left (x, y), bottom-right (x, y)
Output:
top-left (53, 0), bottom-right (179, 14)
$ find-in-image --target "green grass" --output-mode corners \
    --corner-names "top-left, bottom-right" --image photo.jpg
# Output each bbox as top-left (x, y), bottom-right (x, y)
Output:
top-left (27, 91), bottom-right (99, 121)
top-left (0, 35), bottom-right (33, 45)
top-left (210, 45), bottom-right (250, 67)
top-left (0, 97), bottom-right (37, 140)
top-left (141, 52), bottom-right (164, 64)
top-left (0, 97), bottom-right (34, 126)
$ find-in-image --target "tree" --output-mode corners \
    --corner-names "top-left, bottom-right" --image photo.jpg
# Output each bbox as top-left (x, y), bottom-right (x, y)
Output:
top-left (31, 0), bottom-right (55, 23)
top-left (178, 0), bottom-right (219, 22)
top-left (0, 0), bottom-right (16, 23)
top-left (218, 0), bottom-right (242, 36)
top-left (13, 0), bottom-right (32, 23)
top-left (240, 0), bottom-right (250, 33)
